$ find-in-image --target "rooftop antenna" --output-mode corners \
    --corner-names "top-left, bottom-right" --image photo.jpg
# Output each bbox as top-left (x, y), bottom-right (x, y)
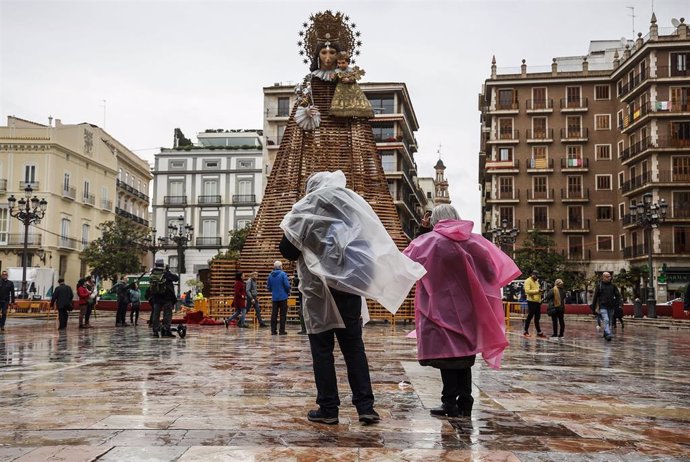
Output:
top-left (627, 6), bottom-right (636, 38)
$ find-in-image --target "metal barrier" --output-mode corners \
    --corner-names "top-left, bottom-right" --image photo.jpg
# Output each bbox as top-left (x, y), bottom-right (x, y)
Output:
top-left (10, 300), bottom-right (57, 318)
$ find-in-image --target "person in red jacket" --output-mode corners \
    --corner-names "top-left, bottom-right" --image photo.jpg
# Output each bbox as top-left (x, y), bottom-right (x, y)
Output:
top-left (76, 278), bottom-right (91, 329)
top-left (224, 272), bottom-right (248, 328)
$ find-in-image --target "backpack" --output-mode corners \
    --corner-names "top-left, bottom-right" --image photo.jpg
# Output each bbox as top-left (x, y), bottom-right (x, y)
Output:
top-left (148, 269), bottom-right (167, 296)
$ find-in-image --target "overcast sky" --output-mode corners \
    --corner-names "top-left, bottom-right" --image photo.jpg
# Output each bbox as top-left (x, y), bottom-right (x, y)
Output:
top-left (1, 0), bottom-right (687, 229)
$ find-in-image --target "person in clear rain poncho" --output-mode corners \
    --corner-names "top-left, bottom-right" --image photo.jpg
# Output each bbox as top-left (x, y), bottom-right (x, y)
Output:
top-left (279, 170), bottom-right (426, 426)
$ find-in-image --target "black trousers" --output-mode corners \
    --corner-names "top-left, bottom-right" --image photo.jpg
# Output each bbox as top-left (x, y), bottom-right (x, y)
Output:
top-left (116, 300), bottom-right (128, 325)
top-left (58, 306), bottom-right (70, 329)
top-left (271, 299), bottom-right (288, 334)
top-left (308, 291), bottom-right (374, 416)
top-left (524, 301), bottom-right (542, 333)
top-left (440, 368), bottom-right (473, 414)
top-left (551, 312), bottom-right (565, 336)
top-left (85, 301), bottom-right (95, 324)
top-left (130, 302), bottom-right (140, 324)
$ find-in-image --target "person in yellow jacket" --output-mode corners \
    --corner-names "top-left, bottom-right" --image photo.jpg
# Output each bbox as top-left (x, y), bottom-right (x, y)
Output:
top-left (523, 270), bottom-right (545, 337)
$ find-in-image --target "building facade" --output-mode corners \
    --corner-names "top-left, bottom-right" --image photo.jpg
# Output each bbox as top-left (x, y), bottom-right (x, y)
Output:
top-left (152, 130), bottom-right (264, 275)
top-left (0, 116), bottom-right (148, 285)
top-left (479, 15), bottom-right (690, 298)
top-left (263, 81), bottom-right (429, 239)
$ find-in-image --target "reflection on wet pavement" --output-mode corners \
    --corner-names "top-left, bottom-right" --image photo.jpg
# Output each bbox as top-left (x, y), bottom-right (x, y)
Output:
top-left (0, 316), bottom-right (688, 461)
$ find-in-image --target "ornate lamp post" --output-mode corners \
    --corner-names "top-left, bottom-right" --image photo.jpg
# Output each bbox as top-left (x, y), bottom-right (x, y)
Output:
top-left (7, 186), bottom-right (48, 299)
top-left (167, 215), bottom-right (193, 298)
top-left (629, 192), bottom-right (667, 318)
top-left (143, 228), bottom-right (167, 264)
top-left (490, 218), bottom-right (519, 254)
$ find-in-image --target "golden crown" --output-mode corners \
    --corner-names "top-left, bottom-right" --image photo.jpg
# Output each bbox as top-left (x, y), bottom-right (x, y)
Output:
top-left (297, 10), bottom-right (362, 66)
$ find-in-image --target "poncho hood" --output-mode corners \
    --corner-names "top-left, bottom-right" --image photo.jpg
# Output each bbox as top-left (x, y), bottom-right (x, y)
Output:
top-left (433, 219), bottom-right (474, 242)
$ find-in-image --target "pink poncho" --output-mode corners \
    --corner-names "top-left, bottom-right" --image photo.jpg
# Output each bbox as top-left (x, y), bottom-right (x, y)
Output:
top-left (403, 219), bottom-right (521, 369)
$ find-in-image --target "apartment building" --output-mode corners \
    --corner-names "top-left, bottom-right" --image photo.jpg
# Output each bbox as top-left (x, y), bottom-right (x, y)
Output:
top-left (263, 82), bottom-right (429, 239)
top-left (0, 116), bottom-right (148, 284)
top-left (151, 130), bottom-right (263, 274)
top-left (479, 15), bottom-right (690, 297)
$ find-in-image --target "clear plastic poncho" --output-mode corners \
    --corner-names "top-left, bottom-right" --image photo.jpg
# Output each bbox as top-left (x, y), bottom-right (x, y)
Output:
top-left (280, 170), bottom-right (427, 334)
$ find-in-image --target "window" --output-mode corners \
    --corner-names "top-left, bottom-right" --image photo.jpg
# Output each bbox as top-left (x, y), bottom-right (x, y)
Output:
top-left (597, 235), bottom-right (613, 251)
top-left (620, 234), bottom-right (626, 251)
top-left (203, 159), bottom-right (220, 169)
top-left (498, 147), bottom-right (513, 162)
top-left (169, 160), bottom-right (186, 170)
top-left (671, 52), bottom-right (689, 76)
top-left (567, 176), bottom-right (582, 197)
top-left (202, 178), bottom-right (218, 196)
top-left (83, 180), bottom-right (90, 199)
top-left (595, 114), bottom-right (611, 130)
top-left (532, 87), bottom-right (547, 108)
top-left (673, 227), bottom-right (690, 252)
top-left (498, 177), bottom-right (514, 199)
top-left (566, 116), bottom-right (582, 137)
top-left (566, 86), bottom-right (581, 106)
top-left (60, 218), bottom-right (70, 240)
top-left (672, 156), bottom-right (690, 181)
top-left (595, 85), bottom-right (610, 100)
top-left (237, 178), bottom-right (253, 196)
top-left (568, 206), bottom-right (583, 228)
top-left (531, 146), bottom-right (547, 168)
top-left (25, 165), bottom-right (36, 183)
top-left (168, 179), bottom-right (184, 196)
top-left (59, 255), bottom-right (67, 279)
top-left (237, 159), bottom-right (255, 169)
top-left (368, 94), bottom-right (394, 114)
top-left (118, 168), bottom-right (123, 181)
top-left (533, 206), bottom-right (548, 228)
top-left (596, 144), bottom-right (611, 160)
top-left (82, 224), bottom-right (90, 247)
top-left (595, 175), bottom-right (612, 190)
top-left (236, 218), bottom-right (253, 229)
top-left (277, 97), bottom-right (290, 117)
top-left (619, 202), bottom-right (626, 220)
top-left (63, 173), bottom-right (70, 191)
top-left (566, 145), bottom-right (583, 167)
top-left (372, 122), bottom-right (395, 142)
top-left (499, 206), bottom-right (514, 227)
top-left (201, 219), bottom-right (217, 237)
top-left (618, 140), bottom-right (625, 158)
top-left (498, 118), bottom-right (514, 139)
top-left (670, 87), bottom-right (690, 112)
top-left (380, 150), bottom-right (396, 171)
top-left (596, 205), bottom-right (613, 221)
top-left (0, 208), bottom-right (8, 245)
top-left (532, 117), bottom-right (547, 138)
top-left (673, 191), bottom-right (690, 218)
top-left (497, 89), bottom-right (517, 110)
top-left (618, 171), bottom-right (625, 188)
top-left (617, 110), bottom-right (624, 129)
top-left (568, 236), bottom-right (584, 259)
top-left (533, 176), bottom-right (547, 193)
top-left (671, 122), bottom-right (690, 146)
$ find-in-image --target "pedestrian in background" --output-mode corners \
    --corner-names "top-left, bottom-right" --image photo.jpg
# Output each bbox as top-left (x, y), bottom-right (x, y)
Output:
top-left (50, 278), bottom-right (74, 331)
top-left (76, 278), bottom-right (90, 329)
top-left (225, 272), bottom-right (248, 328)
top-left (84, 276), bottom-right (97, 328)
top-left (545, 278), bottom-right (565, 339)
top-left (0, 270), bottom-right (16, 332)
top-left (523, 270), bottom-right (545, 337)
top-left (246, 271), bottom-right (267, 328)
top-left (267, 261), bottom-right (290, 335)
top-left (129, 283), bottom-right (141, 326)
top-left (590, 272), bottom-right (623, 342)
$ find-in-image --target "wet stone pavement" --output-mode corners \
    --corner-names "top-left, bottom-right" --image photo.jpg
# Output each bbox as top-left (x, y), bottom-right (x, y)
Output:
top-left (0, 315), bottom-right (688, 461)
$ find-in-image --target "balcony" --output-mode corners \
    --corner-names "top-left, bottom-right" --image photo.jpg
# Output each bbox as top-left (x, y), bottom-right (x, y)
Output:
top-left (198, 195), bottom-right (222, 206)
top-left (560, 127), bottom-right (588, 142)
top-left (526, 158), bottom-right (554, 172)
top-left (525, 99), bottom-right (554, 113)
top-left (621, 171), bottom-right (652, 194)
top-left (560, 97), bottom-right (589, 112)
top-left (62, 186), bottom-right (76, 200)
top-left (620, 102), bottom-right (652, 133)
top-left (232, 194), bottom-right (256, 205)
top-left (561, 218), bottom-right (591, 233)
top-left (527, 188), bottom-right (554, 202)
top-left (83, 193), bottom-right (95, 207)
top-left (620, 136), bottom-right (652, 163)
top-left (487, 189), bottom-right (520, 204)
top-left (624, 242), bottom-right (690, 258)
top-left (485, 159), bottom-right (519, 173)
top-left (526, 218), bottom-right (555, 232)
top-left (525, 128), bottom-right (554, 143)
top-left (19, 181), bottom-right (39, 190)
top-left (561, 188), bottom-right (590, 202)
top-left (618, 67), bottom-right (650, 100)
top-left (657, 136), bottom-right (690, 149)
top-left (58, 236), bottom-right (80, 250)
top-left (0, 179), bottom-right (6, 194)
top-left (163, 196), bottom-right (188, 206)
top-left (6, 233), bottom-right (42, 247)
top-left (560, 157), bottom-right (589, 171)
top-left (265, 136), bottom-right (280, 148)
top-left (490, 101), bottom-right (519, 114)
top-left (562, 248), bottom-right (592, 261)
top-left (196, 237), bottom-right (222, 247)
top-left (672, 207), bottom-right (690, 219)
top-left (101, 199), bottom-right (112, 211)
top-left (487, 130), bottom-right (520, 144)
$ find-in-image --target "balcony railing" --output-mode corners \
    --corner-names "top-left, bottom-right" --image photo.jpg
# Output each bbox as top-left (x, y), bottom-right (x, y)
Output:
top-left (83, 193), bottom-right (95, 206)
top-left (496, 189), bottom-right (520, 201)
top-left (163, 196), bottom-right (188, 206)
top-left (526, 218), bottom-right (555, 231)
top-left (526, 188), bottom-right (554, 200)
top-left (58, 236), bottom-right (80, 250)
top-left (563, 249), bottom-right (592, 261)
top-left (198, 195), bottom-right (222, 205)
top-left (62, 186), bottom-right (76, 200)
top-left (560, 127), bottom-right (589, 140)
top-left (525, 99), bottom-right (553, 110)
top-left (561, 218), bottom-right (591, 231)
top-left (101, 199), bottom-right (112, 210)
top-left (495, 129), bottom-right (520, 141)
top-left (621, 171), bottom-right (652, 193)
top-left (620, 136), bottom-right (652, 161)
top-left (618, 67), bottom-right (649, 97)
top-left (561, 157), bottom-right (589, 169)
top-left (495, 101), bottom-right (519, 111)
top-left (560, 97), bottom-right (589, 110)
top-left (526, 158), bottom-right (553, 170)
top-left (561, 188), bottom-right (590, 200)
top-left (525, 128), bottom-right (554, 141)
top-left (6, 234), bottom-right (41, 246)
top-left (0, 179), bottom-right (6, 193)
top-left (232, 194), bottom-right (256, 204)
top-left (19, 181), bottom-right (39, 190)
top-left (196, 237), bottom-right (222, 247)
top-left (624, 242), bottom-right (690, 257)
top-left (620, 102), bottom-right (652, 130)
top-left (672, 207), bottom-right (690, 219)
top-left (486, 159), bottom-right (519, 170)
top-left (657, 136), bottom-right (690, 148)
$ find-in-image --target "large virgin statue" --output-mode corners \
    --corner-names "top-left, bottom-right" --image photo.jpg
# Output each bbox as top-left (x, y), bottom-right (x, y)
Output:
top-left (238, 11), bottom-right (407, 288)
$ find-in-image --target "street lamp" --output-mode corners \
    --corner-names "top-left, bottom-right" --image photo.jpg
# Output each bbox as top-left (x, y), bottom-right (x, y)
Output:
top-left (490, 218), bottom-right (519, 254)
top-left (629, 192), bottom-right (668, 318)
top-left (142, 228), bottom-right (167, 264)
top-left (7, 185), bottom-right (48, 299)
top-left (167, 215), bottom-right (193, 298)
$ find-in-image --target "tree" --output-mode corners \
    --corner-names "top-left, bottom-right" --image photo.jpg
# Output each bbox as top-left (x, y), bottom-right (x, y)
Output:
top-left (211, 224), bottom-right (251, 261)
top-left (80, 217), bottom-right (148, 282)
top-left (513, 230), bottom-right (583, 290)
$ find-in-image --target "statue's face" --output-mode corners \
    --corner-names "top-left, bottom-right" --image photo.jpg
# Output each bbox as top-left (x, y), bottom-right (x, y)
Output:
top-left (319, 47), bottom-right (337, 70)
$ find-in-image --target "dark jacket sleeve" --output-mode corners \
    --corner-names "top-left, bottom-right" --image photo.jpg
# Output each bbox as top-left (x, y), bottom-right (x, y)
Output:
top-left (590, 285), bottom-right (599, 311)
top-left (414, 224), bottom-right (433, 238)
top-left (279, 235), bottom-right (301, 262)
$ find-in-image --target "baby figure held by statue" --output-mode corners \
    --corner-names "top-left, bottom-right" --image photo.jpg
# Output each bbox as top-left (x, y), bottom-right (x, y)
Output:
top-left (330, 51), bottom-right (374, 118)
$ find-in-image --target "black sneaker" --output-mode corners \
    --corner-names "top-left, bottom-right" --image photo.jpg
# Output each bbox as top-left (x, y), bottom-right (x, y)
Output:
top-left (307, 409), bottom-right (338, 425)
top-left (429, 403), bottom-right (460, 417)
top-left (358, 409), bottom-right (381, 424)
top-left (151, 331), bottom-right (160, 338)
top-left (605, 334), bottom-right (612, 341)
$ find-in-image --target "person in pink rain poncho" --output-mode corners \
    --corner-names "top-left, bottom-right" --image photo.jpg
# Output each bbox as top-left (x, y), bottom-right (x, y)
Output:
top-left (403, 204), bottom-right (521, 418)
